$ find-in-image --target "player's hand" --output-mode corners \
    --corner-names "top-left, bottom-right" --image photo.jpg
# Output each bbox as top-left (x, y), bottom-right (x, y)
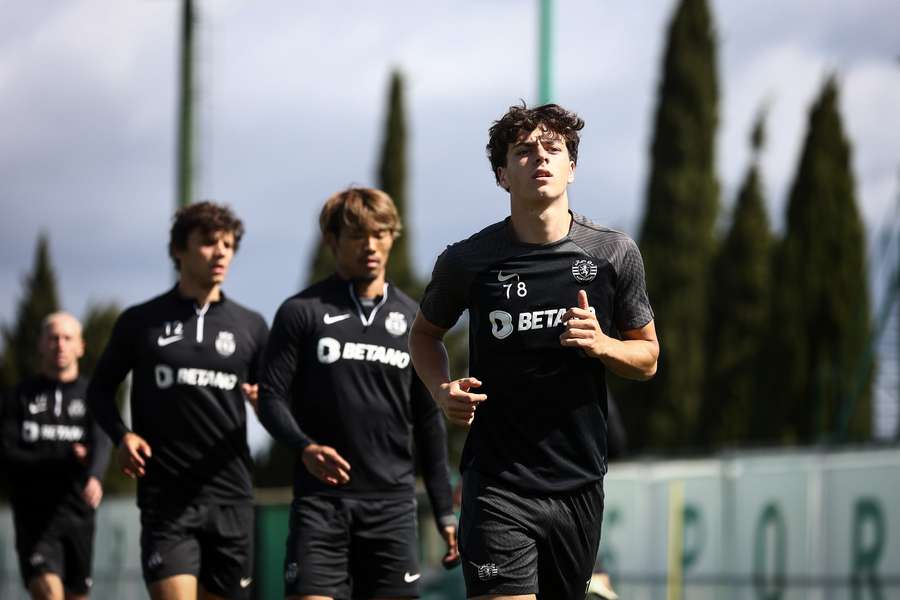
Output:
top-left (81, 476), bottom-right (103, 509)
top-left (559, 290), bottom-right (610, 359)
top-left (72, 442), bottom-right (89, 465)
top-left (440, 524), bottom-right (460, 569)
top-left (437, 377), bottom-right (487, 427)
top-left (302, 444), bottom-right (351, 486)
top-left (118, 432), bottom-right (152, 479)
top-left (241, 383), bottom-right (259, 414)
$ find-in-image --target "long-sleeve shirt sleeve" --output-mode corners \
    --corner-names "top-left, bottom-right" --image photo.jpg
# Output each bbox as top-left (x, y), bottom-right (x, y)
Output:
top-left (86, 309), bottom-right (137, 445)
top-left (411, 372), bottom-right (456, 531)
top-left (87, 417), bottom-right (113, 480)
top-left (257, 301), bottom-right (313, 451)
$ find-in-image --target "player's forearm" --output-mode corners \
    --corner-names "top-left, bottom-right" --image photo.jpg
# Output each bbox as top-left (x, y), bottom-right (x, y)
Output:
top-left (596, 338), bottom-right (658, 381)
top-left (87, 420), bottom-right (113, 480)
top-left (86, 381), bottom-right (130, 445)
top-left (409, 328), bottom-right (452, 400)
top-left (257, 386), bottom-right (313, 451)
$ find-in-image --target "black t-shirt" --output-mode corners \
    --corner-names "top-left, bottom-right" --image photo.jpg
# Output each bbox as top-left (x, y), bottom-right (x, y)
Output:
top-left (1, 375), bottom-right (111, 516)
top-left (87, 286), bottom-right (269, 508)
top-left (257, 275), bottom-right (454, 526)
top-left (420, 212), bottom-right (653, 494)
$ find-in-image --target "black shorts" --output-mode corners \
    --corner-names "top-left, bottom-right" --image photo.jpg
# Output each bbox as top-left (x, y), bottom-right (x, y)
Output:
top-left (14, 505), bottom-right (95, 595)
top-left (140, 501), bottom-right (254, 598)
top-left (459, 470), bottom-right (604, 599)
top-left (284, 495), bottom-right (420, 599)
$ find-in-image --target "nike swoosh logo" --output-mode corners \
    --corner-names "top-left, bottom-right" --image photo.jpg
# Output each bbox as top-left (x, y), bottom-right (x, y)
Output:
top-left (404, 572), bottom-right (421, 583)
top-left (157, 335), bottom-right (184, 347)
top-left (240, 577), bottom-right (252, 588)
top-left (497, 271), bottom-right (519, 282)
top-left (323, 313), bottom-right (351, 325)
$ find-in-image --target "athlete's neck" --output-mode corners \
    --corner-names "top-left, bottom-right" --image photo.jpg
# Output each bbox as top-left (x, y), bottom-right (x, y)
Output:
top-left (177, 278), bottom-right (222, 307)
top-left (349, 273), bottom-right (386, 299)
top-left (509, 194), bottom-right (572, 244)
top-left (40, 364), bottom-right (78, 384)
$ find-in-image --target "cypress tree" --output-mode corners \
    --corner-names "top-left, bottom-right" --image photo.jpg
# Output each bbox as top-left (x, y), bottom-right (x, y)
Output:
top-left (81, 302), bottom-right (121, 378)
top-left (769, 77), bottom-right (871, 443)
top-left (619, 0), bottom-right (720, 449)
top-left (1, 233), bottom-right (61, 389)
top-left (377, 69), bottom-right (420, 298)
top-left (305, 71), bottom-right (419, 295)
top-left (698, 111), bottom-right (772, 447)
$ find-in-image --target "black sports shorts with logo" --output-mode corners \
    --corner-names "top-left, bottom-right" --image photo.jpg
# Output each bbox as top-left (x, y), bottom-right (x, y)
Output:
top-left (14, 506), bottom-right (95, 594)
top-left (284, 495), bottom-right (421, 599)
top-left (459, 469), bottom-right (604, 599)
top-left (140, 501), bottom-right (254, 598)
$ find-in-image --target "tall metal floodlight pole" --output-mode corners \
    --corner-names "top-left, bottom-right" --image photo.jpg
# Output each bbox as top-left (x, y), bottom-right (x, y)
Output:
top-left (538, 0), bottom-right (553, 104)
top-left (176, 0), bottom-right (196, 209)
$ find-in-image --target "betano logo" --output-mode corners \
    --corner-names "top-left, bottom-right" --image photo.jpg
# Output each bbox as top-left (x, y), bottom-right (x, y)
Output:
top-left (489, 306), bottom-right (594, 340)
top-left (317, 337), bottom-right (410, 368)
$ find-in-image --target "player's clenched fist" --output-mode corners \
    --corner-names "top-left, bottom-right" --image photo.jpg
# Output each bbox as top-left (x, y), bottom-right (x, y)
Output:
top-left (437, 377), bottom-right (487, 427)
top-left (559, 290), bottom-right (611, 359)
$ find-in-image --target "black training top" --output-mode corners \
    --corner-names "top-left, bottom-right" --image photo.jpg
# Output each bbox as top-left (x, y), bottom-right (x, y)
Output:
top-left (258, 274), bottom-right (455, 528)
top-left (87, 286), bottom-right (268, 508)
top-left (420, 212), bottom-right (653, 494)
top-left (1, 375), bottom-right (111, 516)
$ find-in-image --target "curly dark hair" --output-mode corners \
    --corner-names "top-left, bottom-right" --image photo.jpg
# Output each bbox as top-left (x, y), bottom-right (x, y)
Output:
top-left (168, 201), bottom-right (244, 270)
top-left (486, 103), bottom-right (585, 186)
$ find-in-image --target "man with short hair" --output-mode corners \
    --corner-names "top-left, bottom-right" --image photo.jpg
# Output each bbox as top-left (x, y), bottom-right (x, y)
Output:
top-left (410, 103), bottom-right (659, 600)
top-left (87, 201), bottom-right (268, 600)
top-left (258, 187), bottom-right (458, 600)
top-left (1, 312), bottom-right (111, 600)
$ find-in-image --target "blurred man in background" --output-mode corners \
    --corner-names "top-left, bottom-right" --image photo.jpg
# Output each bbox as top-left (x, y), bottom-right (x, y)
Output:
top-left (410, 103), bottom-right (658, 600)
top-left (258, 187), bottom-right (458, 600)
top-left (87, 202), bottom-right (268, 600)
top-left (1, 312), bottom-right (111, 600)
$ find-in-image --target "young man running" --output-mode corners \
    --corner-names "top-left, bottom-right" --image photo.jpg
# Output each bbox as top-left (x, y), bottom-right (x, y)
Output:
top-left (410, 104), bottom-right (659, 600)
top-left (258, 187), bottom-right (458, 600)
top-left (1, 312), bottom-right (111, 600)
top-left (87, 202), bottom-right (268, 600)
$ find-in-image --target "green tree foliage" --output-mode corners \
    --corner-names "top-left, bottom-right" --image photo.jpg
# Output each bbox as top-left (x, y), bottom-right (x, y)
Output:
top-left (377, 70), bottom-right (420, 298)
top-left (617, 0), bottom-right (720, 450)
top-left (697, 111), bottom-right (772, 447)
top-left (768, 77), bottom-right (872, 444)
top-left (1, 233), bottom-right (61, 390)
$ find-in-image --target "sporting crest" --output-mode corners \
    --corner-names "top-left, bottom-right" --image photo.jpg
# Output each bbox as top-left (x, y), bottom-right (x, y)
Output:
top-left (571, 259), bottom-right (598, 283)
top-left (384, 311), bottom-right (408, 337)
top-left (215, 331), bottom-right (236, 357)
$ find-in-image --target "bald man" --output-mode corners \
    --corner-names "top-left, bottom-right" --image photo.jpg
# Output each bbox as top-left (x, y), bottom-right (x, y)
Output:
top-left (0, 312), bottom-right (112, 600)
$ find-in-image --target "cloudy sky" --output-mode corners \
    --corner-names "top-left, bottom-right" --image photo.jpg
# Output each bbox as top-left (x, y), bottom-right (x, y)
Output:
top-left (2, 1), bottom-right (899, 443)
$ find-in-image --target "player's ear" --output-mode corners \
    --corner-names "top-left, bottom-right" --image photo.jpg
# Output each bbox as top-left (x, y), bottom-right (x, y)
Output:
top-left (568, 161), bottom-right (576, 184)
top-left (497, 167), bottom-right (510, 192)
top-left (324, 232), bottom-right (338, 256)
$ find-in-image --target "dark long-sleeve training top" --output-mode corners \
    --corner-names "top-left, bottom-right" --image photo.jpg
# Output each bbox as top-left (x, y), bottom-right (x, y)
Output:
top-left (258, 274), bottom-right (455, 529)
top-left (86, 286), bottom-right (268, 508)
top-left (1, 375), bottom-right (111, 515)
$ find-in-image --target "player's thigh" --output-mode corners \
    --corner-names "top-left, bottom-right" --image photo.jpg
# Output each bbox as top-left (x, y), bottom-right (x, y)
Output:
top-left (197, 503), bottom-right (254, 600)
top-left (284, 496), bottom-right (351, 599)
top-left (140, 503), bottom-right (203, 586)
top-left (349, 497), bottom-right (420, 598)
top-left (536, 481), bottom-right (604, 600)
top-left (149, 574), bottom-right (199, 600)
top-left (458, 470), bottom-right (540, 598)
top-left (15, 514), bottom-right (66, 594)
